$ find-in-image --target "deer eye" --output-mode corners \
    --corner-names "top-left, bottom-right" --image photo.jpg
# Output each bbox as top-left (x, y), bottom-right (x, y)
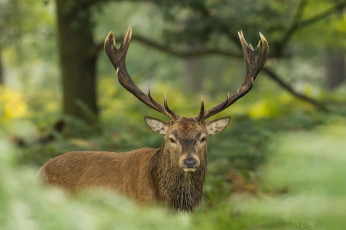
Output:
top-left (200, 137), bottom-right (206, 143)
top-left (169, 138), bottom-right (176, 144)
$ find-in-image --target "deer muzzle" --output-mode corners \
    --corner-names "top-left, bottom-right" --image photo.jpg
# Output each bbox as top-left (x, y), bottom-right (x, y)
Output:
top-left (181, 156), bottom-right (200, 173)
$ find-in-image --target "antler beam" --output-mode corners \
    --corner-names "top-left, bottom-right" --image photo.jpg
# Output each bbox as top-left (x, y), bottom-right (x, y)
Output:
top-left (104, 26), bottom-right (180, 121)
top-left (195, 31), bottom-right (269, 121)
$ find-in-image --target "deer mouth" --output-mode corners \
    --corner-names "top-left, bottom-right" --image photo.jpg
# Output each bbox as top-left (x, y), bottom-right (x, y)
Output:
top-left (183, 168), bottom-right (196, 173)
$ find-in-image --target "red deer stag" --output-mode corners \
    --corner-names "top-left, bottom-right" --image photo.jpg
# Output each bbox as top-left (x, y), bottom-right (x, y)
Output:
top-left (38, 26), bottom-right (269, 212)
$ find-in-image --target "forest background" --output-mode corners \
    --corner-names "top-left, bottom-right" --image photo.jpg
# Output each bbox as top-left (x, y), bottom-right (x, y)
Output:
top-left (0, 0), bottom-right (346, 229)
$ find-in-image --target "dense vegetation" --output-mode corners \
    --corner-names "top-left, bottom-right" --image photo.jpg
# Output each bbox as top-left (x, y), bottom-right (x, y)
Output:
top-left (2, 112), bottom-right (346, 229)
top-left (1, 0), bottom-right (346, 229)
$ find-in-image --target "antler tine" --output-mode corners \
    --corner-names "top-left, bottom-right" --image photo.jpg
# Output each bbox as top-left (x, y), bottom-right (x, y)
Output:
top-left (196, 31), bottom-right (269, 121)
top-left (163, 93), bottom-right (179, 119)
top-left (195, 96), bottom-right (205, 122)
top-left (104, 26), bottom-right (180, 121)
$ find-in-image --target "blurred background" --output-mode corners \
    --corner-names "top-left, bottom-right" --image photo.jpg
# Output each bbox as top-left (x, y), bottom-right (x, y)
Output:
top-left (0, 0), bottom-right (346, 229)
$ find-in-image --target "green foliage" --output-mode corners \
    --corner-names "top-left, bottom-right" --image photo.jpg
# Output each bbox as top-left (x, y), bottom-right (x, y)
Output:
top-left (295, 0), bottom-right (346, 48)
top-left (3, 116), bottom-right (345, 229)
top-left (0, 86), bottom-right (29, 119)
top-left (231, 119), bottom-right (346, 229)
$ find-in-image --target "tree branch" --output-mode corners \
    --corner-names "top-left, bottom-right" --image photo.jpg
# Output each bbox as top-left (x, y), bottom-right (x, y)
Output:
top-left (262, 67), bottom-right (327, 111)
top-left (275, 1), bottom-right (345, 57)
top-left (132, 35), bottom-right (241, 58)
top-left (297, 1), bottom-right (345, 30)
top-left (276, 0), bottom-right (307, 56)
top-left (90, 34), bottom-right (241, 59)
top-left (135, 38), bottom-right (329, 111)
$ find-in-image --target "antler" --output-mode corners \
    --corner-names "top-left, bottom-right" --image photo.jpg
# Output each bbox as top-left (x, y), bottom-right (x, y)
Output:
top-left (195, 31), bottom-right (269, 121)
top-left (104, 26), bottom-right (180, 121)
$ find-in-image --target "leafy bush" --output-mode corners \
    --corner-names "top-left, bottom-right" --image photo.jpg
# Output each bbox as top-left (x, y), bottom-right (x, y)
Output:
top-left (2, 114), bottom-right (346, 229)
top-left (230, 119), bottom-right (346, 229)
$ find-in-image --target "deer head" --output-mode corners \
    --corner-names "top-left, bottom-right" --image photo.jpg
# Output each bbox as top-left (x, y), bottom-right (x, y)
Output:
top-left (104, 26), bottom-right (269, 174)
top-left (144, 116), bottom-right (230, 173)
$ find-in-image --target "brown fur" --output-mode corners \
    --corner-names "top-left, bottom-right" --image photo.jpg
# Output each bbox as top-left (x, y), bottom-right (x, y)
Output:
top-left (39, 117), bottom-right (229, 212)
top-left (39, 148), bottom-right (157, 204)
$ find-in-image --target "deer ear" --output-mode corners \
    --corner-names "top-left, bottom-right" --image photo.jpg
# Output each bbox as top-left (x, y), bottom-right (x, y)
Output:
top-left (145, 116), bottom-right (168, 135)
top-left (206, 117), bottom-right (230, 135)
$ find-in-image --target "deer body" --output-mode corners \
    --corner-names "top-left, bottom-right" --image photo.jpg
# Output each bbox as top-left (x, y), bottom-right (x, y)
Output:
top-left (39, 26), bottom-right (269, 212)
top-left (40, 118), bottom-right (212, 211)
top-left (40, 148), bottom-right (158, 203)
top-left (40, 148), bottom-right (205, 211)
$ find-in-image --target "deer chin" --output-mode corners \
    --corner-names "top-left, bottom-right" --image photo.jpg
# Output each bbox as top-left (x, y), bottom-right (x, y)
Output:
top-left (183, 168), bottom-right (196, 173)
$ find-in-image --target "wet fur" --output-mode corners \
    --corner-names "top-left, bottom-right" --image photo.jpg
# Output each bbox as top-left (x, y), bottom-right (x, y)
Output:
top-left (150, 146), bottom-right (207, 212)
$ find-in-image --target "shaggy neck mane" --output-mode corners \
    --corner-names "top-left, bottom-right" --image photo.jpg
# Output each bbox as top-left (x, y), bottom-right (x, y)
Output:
top-left (149, 147), bottom-right (207, 212)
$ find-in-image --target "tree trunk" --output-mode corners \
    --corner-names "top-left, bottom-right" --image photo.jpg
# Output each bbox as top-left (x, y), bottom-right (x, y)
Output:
top-left (324, 47), bottom-right (345, 90)
top-left (183, 57), bottom-right (204, 94)
top-left (182, 42), bottom-right (204, 94)
top-left (56, 0), bottom-right (98, 123)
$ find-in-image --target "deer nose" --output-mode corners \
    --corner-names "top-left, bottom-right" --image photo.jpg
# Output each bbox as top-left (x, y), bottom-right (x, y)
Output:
top-left (183, 158), bottom-right (197, 168)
